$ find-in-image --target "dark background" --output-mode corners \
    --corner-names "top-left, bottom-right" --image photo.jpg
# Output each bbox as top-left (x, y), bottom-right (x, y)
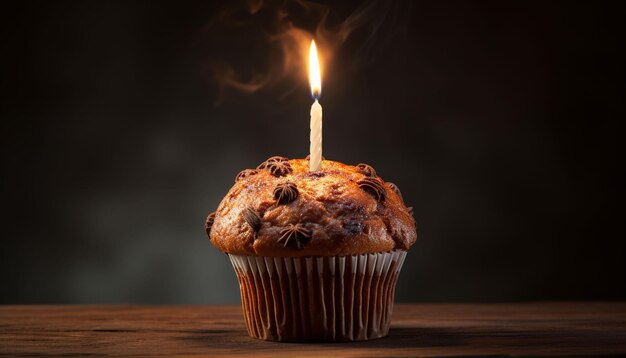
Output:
top-left (1, 0), bottom-right (624, 304)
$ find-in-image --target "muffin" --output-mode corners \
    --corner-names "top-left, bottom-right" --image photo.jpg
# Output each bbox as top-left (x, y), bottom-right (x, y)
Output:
top-left (205, 156), bottom-right (417, 342)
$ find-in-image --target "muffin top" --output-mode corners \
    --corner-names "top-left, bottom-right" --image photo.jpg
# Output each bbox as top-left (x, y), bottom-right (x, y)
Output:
top-left (205, 156), bottom-right (417, 257)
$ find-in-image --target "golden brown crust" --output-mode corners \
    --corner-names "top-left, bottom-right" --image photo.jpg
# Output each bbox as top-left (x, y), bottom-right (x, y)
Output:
top-left (207, 158), bottom-right (417, 257)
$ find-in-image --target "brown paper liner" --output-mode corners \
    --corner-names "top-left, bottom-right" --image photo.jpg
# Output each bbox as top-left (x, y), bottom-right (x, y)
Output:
top-left (229, 251), bottom-right (407, 342)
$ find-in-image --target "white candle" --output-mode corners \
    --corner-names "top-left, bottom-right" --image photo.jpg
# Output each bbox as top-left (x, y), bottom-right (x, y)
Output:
top-left (308, 40), bottom-right (322, 172)
top-left (309, 99), bottom-right (322, 171)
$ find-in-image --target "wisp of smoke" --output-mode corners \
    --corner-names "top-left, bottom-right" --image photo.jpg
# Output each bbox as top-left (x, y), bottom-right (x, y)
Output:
top-left (200, 0), bottom-right (410, 103)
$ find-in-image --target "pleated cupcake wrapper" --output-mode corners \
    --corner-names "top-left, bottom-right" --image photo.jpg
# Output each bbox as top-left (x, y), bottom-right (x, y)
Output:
top-left (229, 250), bottom-right (407, 342)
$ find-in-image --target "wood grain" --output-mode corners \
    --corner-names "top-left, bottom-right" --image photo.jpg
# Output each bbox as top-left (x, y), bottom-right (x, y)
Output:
top-left (1, 303), bottom-right (625, 357)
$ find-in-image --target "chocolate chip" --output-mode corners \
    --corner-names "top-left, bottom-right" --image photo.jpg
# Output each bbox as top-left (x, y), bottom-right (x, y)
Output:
top-left (204, 212), bottom-right (216, 238)
top-left (242, 207), bottom-right (261, 232)
top-left (356, 163), bottom-right (377, 177)
top-left (357, 177), bottom-right (387, 202)
top-left (343, 219), bottom-right (364, 235)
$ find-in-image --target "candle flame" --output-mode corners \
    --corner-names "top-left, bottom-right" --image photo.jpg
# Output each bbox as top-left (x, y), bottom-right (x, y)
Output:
top-left (309, 40), bottom-right (321, 98)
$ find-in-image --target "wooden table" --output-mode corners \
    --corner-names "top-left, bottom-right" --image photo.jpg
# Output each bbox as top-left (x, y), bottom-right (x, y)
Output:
top-left (1, 303), bottom-right (625, 357)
